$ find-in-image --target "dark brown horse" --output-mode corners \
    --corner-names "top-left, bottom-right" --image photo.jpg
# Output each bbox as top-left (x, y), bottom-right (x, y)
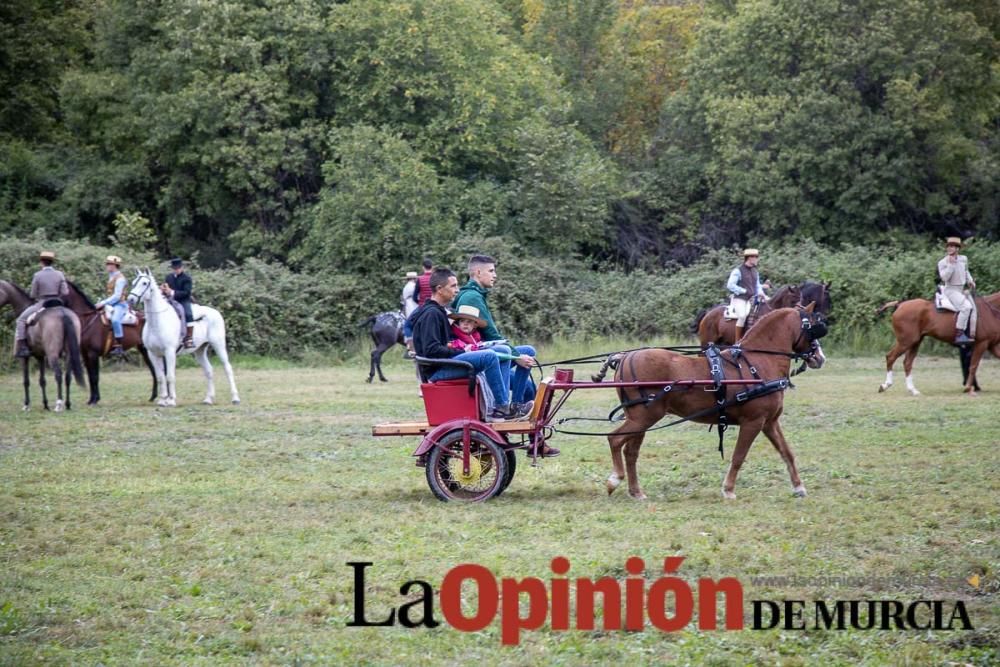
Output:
top-left (877, 291), bottom-right (1000, 396)
top-left (607, 305), bottom-right (828, 500)
top-left (61, 282), bottom-right (158, 405)
top-left (692, 285), bottom-right (802, 347)
top-left (1, 280), bottom-right (157, 405)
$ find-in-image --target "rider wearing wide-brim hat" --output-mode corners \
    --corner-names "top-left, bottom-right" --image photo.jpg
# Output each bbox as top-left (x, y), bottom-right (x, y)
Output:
top-left (13, 250), bottom-right (70, 358)
top-left (726, 248), bottom-right (769, 340)
top-left (938, 237), bottom-right (977, 344)
top-left (95, 255), bottom-right (129, 357)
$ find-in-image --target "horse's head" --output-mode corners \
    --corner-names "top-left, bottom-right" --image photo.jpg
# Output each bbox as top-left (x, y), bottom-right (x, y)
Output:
top-left (794, 302), bottom-right (828, 369)
top-left (800, 281), bottom-right (833, 319)
top-left (772, 284), bottom-right (800, 309)
top-left (127, 268), bottom-right (156, 307)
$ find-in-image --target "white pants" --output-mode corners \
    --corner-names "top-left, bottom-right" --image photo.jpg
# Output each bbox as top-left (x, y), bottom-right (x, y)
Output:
top-left (726, 297), bottom-right (752, 327)
top-left (942, 287), bottom-right (976, 336)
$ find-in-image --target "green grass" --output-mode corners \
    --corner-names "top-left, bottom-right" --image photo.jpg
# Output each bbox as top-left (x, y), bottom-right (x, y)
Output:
top-left (0, 348), bottom-right (997, 665)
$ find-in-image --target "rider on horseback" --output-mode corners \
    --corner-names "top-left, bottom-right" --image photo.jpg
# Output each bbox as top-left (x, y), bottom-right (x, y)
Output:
top-left (938, 237), bottom-right (977, 344)
top-left (95, 255), bottom-right (128, 358)
top-left (14, 250), bottom-right (69, 358)
top-left (162, 257), bottom-right (196, 349)
top-left (726, 248), bottom-right (769, 340)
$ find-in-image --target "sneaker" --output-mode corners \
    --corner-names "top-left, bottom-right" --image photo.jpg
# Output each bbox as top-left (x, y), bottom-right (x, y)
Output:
top-left (488, 404), bottom-right (517, 422)
top-left (511, 401), bottom-right (534, 420)
top-left (954, 331), bottom-right (974, 345)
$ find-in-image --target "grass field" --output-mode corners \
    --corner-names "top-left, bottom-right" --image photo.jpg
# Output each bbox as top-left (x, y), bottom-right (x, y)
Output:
top-left (1, 347), bottom-right (998, 665)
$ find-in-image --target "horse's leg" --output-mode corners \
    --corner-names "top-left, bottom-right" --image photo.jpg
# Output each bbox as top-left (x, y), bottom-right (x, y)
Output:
top-left (963, 342), bottom-right (988, 395)
top-left (375, 343), bottom-right (391, 382)
top-left (152, 352), bottom-right (168, 406)
top-left (623, 431), bottom-right (649, 500)
top-left (721, 419), bottom-right (764, 499)
top-left (84, 350), bottom-right (100, 405)
top-left (163, 349), bottom-right (177, 407)
top-left (762, 418), bottom-right (805, 497)
top-left (64, 354), bottom-right (72, 411)
top-left (211, 340), bottom-right (240, 404)
top-left (39, 357), bottom-right (49, 410)
top-left (606, 429), bottom-right (629, 496)
top-left (196, 346), bottom-right (215, 405)
top-left (367, 347), bottom-right (377, 383)
top-left (51, 352), bottom-right (65, 412)
top-left (139, 347), bottom-right (158, 402)
top-left (902, 339), bottom-right (923, 396)
top-left (879, 340), bottom-right (908, 392)
top-left (22, 358), bottom-right (30, 411)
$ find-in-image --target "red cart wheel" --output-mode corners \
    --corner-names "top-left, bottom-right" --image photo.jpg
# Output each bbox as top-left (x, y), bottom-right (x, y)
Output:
top-left (425, 430), bottom-right (508, 502)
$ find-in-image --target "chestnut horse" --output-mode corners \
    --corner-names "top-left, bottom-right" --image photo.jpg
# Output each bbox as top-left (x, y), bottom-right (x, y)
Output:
top-left (877, 292), bottom-right (1000, 396)
top-left (693, 284), bottom-right (801, 347)
top-left (607, 305), bottom-right (828, 500)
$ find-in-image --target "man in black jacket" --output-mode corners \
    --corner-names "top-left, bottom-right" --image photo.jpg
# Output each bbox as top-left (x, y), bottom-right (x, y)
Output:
top-left (411, 267), bottom-right (528, 422)
top-left (162, 257), bottom-right (195, 349)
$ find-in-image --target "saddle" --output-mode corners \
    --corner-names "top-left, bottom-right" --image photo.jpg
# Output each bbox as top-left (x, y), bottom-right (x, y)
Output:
top-left (100, 305), bottom-right (141, 327)
top-left (25, 299), bottom-right (65, 327)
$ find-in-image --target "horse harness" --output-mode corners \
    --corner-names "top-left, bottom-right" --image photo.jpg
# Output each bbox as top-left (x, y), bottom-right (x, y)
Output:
top-left (604, 312), bottom-right (826, 459)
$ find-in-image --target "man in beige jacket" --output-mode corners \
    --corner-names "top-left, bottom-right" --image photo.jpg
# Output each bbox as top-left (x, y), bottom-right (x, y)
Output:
top-left (938, 237), bottom-right (976, 344)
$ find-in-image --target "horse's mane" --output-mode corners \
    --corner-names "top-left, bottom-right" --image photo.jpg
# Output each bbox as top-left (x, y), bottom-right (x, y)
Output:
top-left (740, 307), bottom-right (797, 345)
top-left (67, 281), bottom-right (96, 309)
top-left (3, 280), bottom-right (30, 300)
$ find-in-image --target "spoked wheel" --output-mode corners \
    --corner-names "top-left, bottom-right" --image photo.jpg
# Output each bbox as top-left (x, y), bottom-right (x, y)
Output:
top-left (425, 430), bottom-right (508, 502)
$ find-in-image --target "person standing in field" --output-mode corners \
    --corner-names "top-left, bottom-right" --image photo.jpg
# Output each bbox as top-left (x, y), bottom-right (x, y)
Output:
top-left (401, 271), bottom-right (419, 356)
top-left (415, 258), bottom-right (434, 306)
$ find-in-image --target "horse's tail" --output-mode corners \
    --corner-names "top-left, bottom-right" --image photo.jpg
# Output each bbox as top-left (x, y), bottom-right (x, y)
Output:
top-left (62, 312), bottom-right (86, 387)
top-left (591, 352), bottom-right (622, 383)
top-left (875, 300), bottom-right (901, 316)
top-left (690, 308), bottom-right (710, 334)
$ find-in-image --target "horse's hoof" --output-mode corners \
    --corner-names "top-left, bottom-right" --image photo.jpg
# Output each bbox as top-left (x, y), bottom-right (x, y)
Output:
top-left (629, 491), bottom-right (648, 501)
top-left (908, 389), bottom-right (921, 396)
top-left (379, 378), bottom-right (388, 383)
top-left (793, 486), bottom-right (807, 498)
top-left (232, 399), bottom-right (240, 405)
top-left (606, 474), bottom-right (621, 495)
top-left (878, 384), bottom-right (889, 393)
top-left (21, 405), bottom-right (29, 412)
top-left (722, 490), bottom-right (737, 500)
top-left (202, 398), bottom-right (214, 405)
top-left (365, 378), bottom-right (373, 384)
top-left (54, 401), bottom-right (64, 412)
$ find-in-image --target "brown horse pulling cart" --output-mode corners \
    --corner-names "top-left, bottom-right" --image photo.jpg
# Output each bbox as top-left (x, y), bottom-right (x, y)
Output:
top-left (372, 306), bottom-right (829, 502)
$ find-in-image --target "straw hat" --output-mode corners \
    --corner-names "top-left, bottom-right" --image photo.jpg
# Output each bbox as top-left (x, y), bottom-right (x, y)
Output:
top-left (448, 304), bottom-right (487, 328)
top-left (105, 255), bottom-right (122, 267)
top-left (743, 248), bottom-right (760, 258)
top-left (945, 237), bottom-right (962, 247)
top-left (39, 250), bottom-right (56, 261)
top-left (405, 271), bottom-right (418, 279)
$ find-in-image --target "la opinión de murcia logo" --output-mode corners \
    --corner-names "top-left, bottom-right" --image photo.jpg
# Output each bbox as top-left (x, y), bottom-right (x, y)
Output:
top-left (346, 557), bottom-right (974, 645)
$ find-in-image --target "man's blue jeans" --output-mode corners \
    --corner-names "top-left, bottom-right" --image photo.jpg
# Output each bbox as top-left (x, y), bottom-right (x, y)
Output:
top-left (403, 317), bottom-right (414, 341)
top-left (429, 350), bottom-right (510, 405)
top-left (109, 302), bottom-right (128, 338)
top-left (492, 344), bottom-right (536, 403)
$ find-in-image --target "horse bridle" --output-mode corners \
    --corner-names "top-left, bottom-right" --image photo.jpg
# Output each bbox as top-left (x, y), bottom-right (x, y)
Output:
top-left (128, 274), bottom-right (153, 304)
top-left (793, 308), bottom-right (828, 361)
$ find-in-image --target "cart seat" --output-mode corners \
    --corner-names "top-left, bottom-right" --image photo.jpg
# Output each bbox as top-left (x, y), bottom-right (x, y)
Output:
top-left (414, 356), bottom-right (483, 425)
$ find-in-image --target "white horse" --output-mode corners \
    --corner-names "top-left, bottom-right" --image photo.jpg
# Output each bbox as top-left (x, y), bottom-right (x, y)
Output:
top-left (127, 269), bottom-right (240, 407)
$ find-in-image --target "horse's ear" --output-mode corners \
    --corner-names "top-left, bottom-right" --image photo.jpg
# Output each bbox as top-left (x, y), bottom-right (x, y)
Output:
top-left (803, 302), bottom-right (816, 313)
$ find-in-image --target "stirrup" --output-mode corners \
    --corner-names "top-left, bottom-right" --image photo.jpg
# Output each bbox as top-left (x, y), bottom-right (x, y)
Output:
top-left (183, 337), bottom-right (195, 349)
top-left (110, 345), bottom-right (126, 358)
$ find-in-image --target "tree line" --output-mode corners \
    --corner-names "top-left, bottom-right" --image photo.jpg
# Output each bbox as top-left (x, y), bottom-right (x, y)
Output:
top-left (1, 0), bottom-right (998, 278)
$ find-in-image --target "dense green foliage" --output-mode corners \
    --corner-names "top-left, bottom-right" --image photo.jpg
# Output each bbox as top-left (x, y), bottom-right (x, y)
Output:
top-left (4, 235), bottom-right (998, 364)
top-left (1, 0), bottom-right (998, 352)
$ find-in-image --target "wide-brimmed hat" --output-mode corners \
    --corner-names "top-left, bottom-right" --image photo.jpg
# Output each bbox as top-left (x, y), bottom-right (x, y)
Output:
top-left (39, 250), bottom-right (56, 261)
top-left (105, 255), bottom-right (122, 267)
top-left (448, 304), bottom-right (487, 328)
top-left (405, 271), bottom-right (418, 279)
top-left (743, 248), bottom-right (760, 258)
top-left (945, 237), bottom-right (963, 247)
top-left (169, 257), bottom-right (184, 268)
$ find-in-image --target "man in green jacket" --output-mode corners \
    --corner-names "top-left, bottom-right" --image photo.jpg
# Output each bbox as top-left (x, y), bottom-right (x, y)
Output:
top-left (452, 254), bottom-right (558, 457)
